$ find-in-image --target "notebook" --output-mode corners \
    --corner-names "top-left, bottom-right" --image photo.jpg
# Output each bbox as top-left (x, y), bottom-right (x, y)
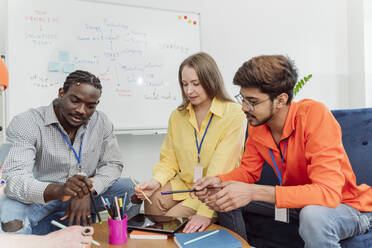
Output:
top-left (174, 229), bottom-right (242, 248)
top-left (129, 230), bottom-right (168, 240)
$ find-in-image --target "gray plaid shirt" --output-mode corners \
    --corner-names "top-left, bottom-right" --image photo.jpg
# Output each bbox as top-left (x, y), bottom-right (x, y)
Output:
top-left (3, 101), bottom-right (123, 204)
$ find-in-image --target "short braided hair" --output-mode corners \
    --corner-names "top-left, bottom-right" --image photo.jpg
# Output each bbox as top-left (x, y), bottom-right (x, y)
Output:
top-left (63, 70), bottom-right (102, 93)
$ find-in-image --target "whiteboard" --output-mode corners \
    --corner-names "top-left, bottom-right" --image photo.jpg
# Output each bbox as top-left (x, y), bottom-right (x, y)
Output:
top-left (6, 0), bottom-right (200, 132)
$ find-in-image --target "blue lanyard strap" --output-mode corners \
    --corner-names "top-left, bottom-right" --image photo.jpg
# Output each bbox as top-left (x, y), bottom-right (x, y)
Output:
top-left (55, 125), bottom-right (85, 171)
top-left (268, 140), bottom-right (287, 185)
top-left (194, 114), bottom-right (214, 163)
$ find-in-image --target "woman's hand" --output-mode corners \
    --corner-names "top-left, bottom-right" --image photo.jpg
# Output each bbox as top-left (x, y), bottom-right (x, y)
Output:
top-left (183, 215), bottom-right (212, 233)
top-left (44, 225), bottom-right (93, 248)
top-left (134, 179), bottom-right (160, 200)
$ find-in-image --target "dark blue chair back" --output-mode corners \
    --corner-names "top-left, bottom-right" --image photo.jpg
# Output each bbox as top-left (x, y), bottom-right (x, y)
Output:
top-left (332, 109), bottom-right (372, 248)
top-left (247, 108), bottom-right (372, 247)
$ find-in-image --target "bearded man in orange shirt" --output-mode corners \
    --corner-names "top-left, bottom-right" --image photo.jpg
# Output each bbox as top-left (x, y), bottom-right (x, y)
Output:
top-left (193, 55), bottom-right (372, 248)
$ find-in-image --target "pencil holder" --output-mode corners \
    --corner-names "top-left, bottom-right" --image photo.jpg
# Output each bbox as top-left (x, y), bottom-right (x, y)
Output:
top-left (108, 214), bottom-right (127, 245)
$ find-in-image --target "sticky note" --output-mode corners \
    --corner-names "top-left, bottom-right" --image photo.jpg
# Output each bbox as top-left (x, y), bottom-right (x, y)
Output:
top-left (58, 51), bottom-right (70, 62)
top-left (63, 63), bottom-right (75, 73)
top-left (48, 62), bottom-right (60, 72)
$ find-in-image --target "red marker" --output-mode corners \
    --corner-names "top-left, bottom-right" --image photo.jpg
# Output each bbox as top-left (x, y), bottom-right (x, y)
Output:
top-left (193, 21), bottom-right (197, 25)
top-left (184, 16), bottom-right (187, 20)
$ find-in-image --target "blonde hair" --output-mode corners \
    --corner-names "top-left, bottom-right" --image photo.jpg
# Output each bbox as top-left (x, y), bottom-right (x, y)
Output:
top-left (177, 52), bottom-right (232, 111)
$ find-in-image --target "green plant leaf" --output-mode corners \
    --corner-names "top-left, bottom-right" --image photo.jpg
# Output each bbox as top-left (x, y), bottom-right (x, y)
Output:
top-left (304, 74), bottom-right (312, 82)
top-left (293, 74), bottom-right (312, 97)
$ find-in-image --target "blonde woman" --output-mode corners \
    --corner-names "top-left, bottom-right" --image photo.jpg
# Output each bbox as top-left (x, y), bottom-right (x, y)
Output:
top-left (134, 52), bottom-right (247, 233)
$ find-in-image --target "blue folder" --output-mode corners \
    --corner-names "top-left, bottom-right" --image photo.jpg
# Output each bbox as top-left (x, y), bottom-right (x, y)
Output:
top-left (174, 229), bottom-right (242, 248)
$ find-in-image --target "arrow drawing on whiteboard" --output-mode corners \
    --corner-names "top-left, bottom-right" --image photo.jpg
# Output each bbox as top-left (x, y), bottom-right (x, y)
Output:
top-left (114, 65), bottom-right (120, 87)
top-left (144, 90), bottom-right (159, 100)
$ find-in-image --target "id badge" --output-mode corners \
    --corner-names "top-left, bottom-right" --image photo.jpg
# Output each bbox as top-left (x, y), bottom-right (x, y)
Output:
top-left (275, 205), bottom-right (289, 223)
top-left (193, 165), bottom-right (203, 182)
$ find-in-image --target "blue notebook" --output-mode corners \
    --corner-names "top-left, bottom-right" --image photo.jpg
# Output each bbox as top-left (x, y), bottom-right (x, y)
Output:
top-left (174, 229), bottom-right (242, 248)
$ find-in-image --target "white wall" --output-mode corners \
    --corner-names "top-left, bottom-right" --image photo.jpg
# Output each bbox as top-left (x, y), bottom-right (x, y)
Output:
top-left (199, 0), bottom-right (350, 109)
top-left (364, 0), bottom-right (372, 107)
top-left (348, 0), bottom-right (365, 108)
top-left (0, 0), bottom-right (368, 181)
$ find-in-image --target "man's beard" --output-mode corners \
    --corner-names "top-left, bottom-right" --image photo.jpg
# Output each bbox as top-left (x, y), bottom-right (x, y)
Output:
top-left (246, 102), bottom-right (274, 127)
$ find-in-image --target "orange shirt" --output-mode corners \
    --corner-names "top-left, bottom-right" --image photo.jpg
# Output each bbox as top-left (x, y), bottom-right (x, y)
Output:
top-left (219, 99), bottom-right (372, 211)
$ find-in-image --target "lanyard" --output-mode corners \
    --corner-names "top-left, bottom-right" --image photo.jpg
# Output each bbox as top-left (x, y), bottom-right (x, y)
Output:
top-left (56, 125), bottom-right (85, 172)
top-left (194, 114), bottom-right (214, 163)
top-left (269, 140), bottom-right (287, 185)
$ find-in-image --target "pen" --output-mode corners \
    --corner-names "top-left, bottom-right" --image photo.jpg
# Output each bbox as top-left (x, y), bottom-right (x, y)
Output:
top-left (100, 196), bottom-right (112, 218)
top-left (122, 192), bottom-right (127, 215)
top-left (184, 229), bottom-right (220, 245)
top-left (105, 198), bottom-right (111, 209)
top-left (50, 220), bottom-right (101, 246)
top-left (130, 177), bottom-right (152, 204)
top-left (161, 189), bottom-right (199, 195)
top-left (90, 192), bottom-right (102, 223)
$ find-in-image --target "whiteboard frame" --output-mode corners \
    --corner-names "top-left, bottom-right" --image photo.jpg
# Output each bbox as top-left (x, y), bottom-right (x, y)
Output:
top-left (78, 0), bottom-right (201, 16)
top-left (115, 128), bottom-right (167, 135)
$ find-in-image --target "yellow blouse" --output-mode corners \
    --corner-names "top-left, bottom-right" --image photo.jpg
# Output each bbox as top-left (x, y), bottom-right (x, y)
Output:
top-left (153, 98), bottom-right (247, 218)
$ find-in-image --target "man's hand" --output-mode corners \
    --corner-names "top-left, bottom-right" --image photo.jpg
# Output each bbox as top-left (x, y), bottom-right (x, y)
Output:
top-left (62, 175), bottom-right (93, 199)
top-left (183, 215), bottom-right (212, 233)
top-left (205, 181), bottom-right (255, 212)
top-left (44, 225), bottom-right (94, 248)
top-left (44, 175), bottom-right (93, 202)
top-left (192, 176), bottom-right (222, 202)
top-left (61, 194), bottom-right (92, 226)
top-left (134, 179), bottom-right (160, 200)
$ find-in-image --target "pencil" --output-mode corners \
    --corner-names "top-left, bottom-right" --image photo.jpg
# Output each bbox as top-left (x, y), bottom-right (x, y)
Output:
top-left (184, 229), bottom-right (220, 245)
top-left (130, 177), bottom-right (152, 204)
top-left (50, 220), bottom-right (101, 246)
top-left (114, 196), bottom-right (121, 220)
top-left (161, 189), bottom-right (198, 195)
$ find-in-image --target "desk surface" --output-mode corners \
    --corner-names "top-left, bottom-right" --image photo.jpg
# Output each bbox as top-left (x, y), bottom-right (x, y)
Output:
top-left (93, 222), bottom-right (250, 248)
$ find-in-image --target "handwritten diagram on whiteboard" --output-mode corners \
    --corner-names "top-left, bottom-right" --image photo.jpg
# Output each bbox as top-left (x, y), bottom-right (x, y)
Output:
top-left (7, 0), bottom-right (200, 131)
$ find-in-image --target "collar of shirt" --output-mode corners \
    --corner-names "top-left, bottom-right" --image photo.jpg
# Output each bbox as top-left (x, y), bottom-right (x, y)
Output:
top-left (186, 97), bottom-right (225, 130)
top-left (249, 101), bottom-right (298, 151)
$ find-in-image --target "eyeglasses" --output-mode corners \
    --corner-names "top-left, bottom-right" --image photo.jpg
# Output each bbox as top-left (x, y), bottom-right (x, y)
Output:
top-left (234, 94), bottom-right (271, 112)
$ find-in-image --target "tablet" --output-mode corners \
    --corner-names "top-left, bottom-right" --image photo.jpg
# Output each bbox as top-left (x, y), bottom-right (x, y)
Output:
top-left (127, 214), bottom-right (188, 235)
